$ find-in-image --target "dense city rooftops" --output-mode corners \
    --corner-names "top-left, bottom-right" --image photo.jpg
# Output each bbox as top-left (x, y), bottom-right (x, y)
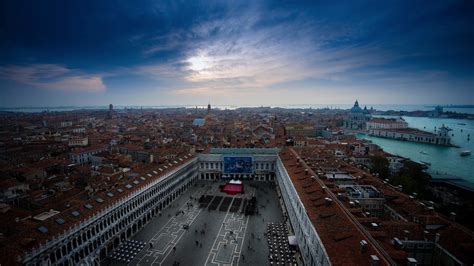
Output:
top-left (279, 147), bottom-right (392, 265)
top-left (290, 145), bottom-right (474, 265)
top-left (209, 147), bottom-right (281, 154)
top-left (0, 153), bottom-right (196, 263)
top-left (0, 106), bottom-right (473, 265)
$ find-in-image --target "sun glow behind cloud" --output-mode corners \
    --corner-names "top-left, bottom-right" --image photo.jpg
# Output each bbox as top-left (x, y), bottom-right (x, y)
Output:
top-left (187, 54), bottom-right (213, 72)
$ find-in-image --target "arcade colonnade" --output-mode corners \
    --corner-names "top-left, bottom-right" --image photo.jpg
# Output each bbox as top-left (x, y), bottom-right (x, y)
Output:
top-left (23, 159), bottom-right (199, 266)
top-left (275, 158), bottom-right (331, 266)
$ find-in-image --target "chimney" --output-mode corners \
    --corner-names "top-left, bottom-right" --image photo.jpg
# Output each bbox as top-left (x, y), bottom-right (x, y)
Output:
top-left (404, 230), bottom-right (410, 241)
top-left (423, 230), bottom-right (429, 241)
top-left (354, 200), bottom-right (360, 207)
top-left (407, 257), bottom-right (417, 266)
top-left (370, 255), bottom-right (379, 266)
top-left (324, 197), bottom-right (333, 206)
top-left (450, 212), bottom-right (456, 221)
top-left (393, 237), bottom-right (403, 248)
top-left (305, 169), bottom-right (308, 175)
top-left (360, 240), bottom-right (368, 253)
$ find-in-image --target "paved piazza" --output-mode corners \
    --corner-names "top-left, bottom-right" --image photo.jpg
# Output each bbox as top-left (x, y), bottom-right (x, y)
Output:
top-left (110, 181), bottom-right (285, 266)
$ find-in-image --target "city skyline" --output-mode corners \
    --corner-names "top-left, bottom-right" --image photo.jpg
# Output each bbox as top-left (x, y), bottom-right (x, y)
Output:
top-left (1, 0), bottom-right (474, 107)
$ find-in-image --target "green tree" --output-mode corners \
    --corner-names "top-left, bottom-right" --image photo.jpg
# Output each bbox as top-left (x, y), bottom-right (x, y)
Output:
top-left (370, 156), bottom-right (390, 179)
top-left (392, 161), bottom-right (430, 196)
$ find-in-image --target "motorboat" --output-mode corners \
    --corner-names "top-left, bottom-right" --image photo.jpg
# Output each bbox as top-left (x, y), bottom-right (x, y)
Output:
top-left (420, 151), bottom-right (428, 155)
top-left (460, 150), bottom-right (471, 156)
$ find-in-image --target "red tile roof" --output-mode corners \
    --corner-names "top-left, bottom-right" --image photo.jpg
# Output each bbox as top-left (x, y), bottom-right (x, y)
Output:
top-left (0, 154), bottom-right (196, 265)
top-left (280, 147), bottom-right (392, 266)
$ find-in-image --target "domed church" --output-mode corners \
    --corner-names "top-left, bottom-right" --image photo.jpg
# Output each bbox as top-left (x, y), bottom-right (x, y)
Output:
top-left (343, 100), bottom-right (371, 130)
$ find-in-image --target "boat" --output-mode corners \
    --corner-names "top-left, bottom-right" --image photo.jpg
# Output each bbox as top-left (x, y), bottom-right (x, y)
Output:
top-left (415, 160), bottom-right (431, 168)
top-left (460, 150), bottom-right (471, 156)
top-left (458, 123), bottom-right (466, 125)
top-left (420, 151), bottom-right (428, 155)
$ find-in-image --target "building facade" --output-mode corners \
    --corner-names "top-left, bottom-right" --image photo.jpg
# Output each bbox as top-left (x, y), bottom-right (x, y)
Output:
top-left (285, 125), bottom-right (317, 137)
top-left (344, 100), bottom-right (371, 131)
top-left (197, 151), bottom-right (277, 181)
top-left (22, 158), bottom-right (199, 266)
top-left (275, 157), bottom-right (331, 266)
top-left (366, 118), bottom-right (408, 130)
top-left (368, 126), bottom-right (452, 146)
top-left (68, 137), bottom-right (89, 147)
top-left (70, 146), bottom-right (108, 165)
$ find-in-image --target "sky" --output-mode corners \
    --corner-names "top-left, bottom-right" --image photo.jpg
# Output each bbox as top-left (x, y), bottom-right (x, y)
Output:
top-left (0, 0), bottom-right (473, 107)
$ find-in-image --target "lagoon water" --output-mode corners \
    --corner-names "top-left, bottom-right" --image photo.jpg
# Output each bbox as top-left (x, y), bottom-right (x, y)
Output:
top-left (358, 116), bottom-right (474, 183)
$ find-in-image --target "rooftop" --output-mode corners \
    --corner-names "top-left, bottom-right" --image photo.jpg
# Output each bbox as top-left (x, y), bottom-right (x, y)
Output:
top-left (0, 154), bottom-right (196, 263)
top-left (209, 147), bottom-right (281, 154)
top-left (279, 147), bottom-right (392, 266)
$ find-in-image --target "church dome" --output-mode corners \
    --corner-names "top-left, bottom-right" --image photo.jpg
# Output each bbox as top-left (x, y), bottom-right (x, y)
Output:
top-left (363, 105), bottom-right (370, 114)
top-left (350, 100), bottom-right (363, 113)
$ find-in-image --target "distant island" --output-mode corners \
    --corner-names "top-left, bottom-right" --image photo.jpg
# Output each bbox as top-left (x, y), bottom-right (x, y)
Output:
top-left (377, 105), bottom-right (474, 120)
top-left (425, 104), bottom-right (474, 108)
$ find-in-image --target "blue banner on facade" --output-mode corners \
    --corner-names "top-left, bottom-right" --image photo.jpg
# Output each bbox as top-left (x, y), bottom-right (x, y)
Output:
top-left (223, 157), bottom-right (253, 173)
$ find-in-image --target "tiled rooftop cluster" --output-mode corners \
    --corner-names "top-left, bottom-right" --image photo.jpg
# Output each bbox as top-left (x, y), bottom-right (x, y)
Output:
top-left (279, 147), bottom-right (392, 265)
top-left (284, 143), bottom-right (474, 265)
top-left (0, 151), bottom-right (194, 263)
top-left (0, 107), bottom-right (289, 262)
top-left (0, 106), bottom-right (473, 265)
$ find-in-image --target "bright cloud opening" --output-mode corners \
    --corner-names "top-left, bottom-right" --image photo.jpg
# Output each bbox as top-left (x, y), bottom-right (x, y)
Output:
top-left (187, 55), bottom-right (213, 72)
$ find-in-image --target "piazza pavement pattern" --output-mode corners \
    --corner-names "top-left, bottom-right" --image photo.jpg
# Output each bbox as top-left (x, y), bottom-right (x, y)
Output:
top-left (132, 185), bottom-right (207, 265)
top-left (204, 186), bottom-right (255, 266)
top-left (112, 182), bottom-right (284, 266)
